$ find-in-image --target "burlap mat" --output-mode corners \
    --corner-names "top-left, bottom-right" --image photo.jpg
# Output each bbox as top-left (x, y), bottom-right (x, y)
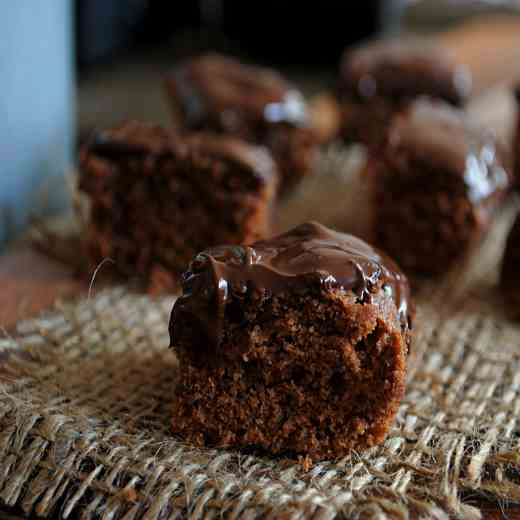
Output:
top-left (3, 147), bottom-right (520, 519)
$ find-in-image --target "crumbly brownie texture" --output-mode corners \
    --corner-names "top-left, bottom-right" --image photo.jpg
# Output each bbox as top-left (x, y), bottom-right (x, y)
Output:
top-left (79, 121), bottom-right (277, 293)
top-left (165, 53), bottom-right (316, 194)
top-left (338, 39), bottom-right (472, 146)
top-left (370, 99), bottom-right (510, 276)
top-left (170, 222), bottom-right (414, 460)
top-left (501, 214), bottom-right (520, 311)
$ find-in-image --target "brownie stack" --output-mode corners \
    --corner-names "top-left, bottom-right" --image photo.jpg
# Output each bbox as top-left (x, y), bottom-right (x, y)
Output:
top-left (79, 121), bottom-right (277, 292)
top-left (170, 222), bottom-right (414, 459)
top-left (338, 39), bottom-right (472, 146)
top-left (165, 53), bottom-right (317, 194)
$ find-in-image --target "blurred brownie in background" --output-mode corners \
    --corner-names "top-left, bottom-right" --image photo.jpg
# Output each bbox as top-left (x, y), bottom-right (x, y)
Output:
top-left (338, 39), bottom-right (472, 147)
top-left (165, 53), bottom-right (317, 195)
top-left (501, 213), bottom-right (520, 312)
top-left (368, 98), bottom-right (510, 276)
top-left (79, 120), bottom-right (277, 293)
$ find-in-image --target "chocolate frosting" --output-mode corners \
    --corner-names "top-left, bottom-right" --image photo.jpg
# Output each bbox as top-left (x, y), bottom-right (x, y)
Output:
top-left (170, 222), bottom-right (412, 351)
top-left (167, 53), bottom-right (309, 130)
top-left (339, 39), bottom-right (471, 106)
top-left (386, 99), bottom-right (510, 203)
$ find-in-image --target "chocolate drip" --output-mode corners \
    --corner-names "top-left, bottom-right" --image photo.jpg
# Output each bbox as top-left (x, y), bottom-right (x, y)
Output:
top-left (171, 222), bottom-right (412, 351)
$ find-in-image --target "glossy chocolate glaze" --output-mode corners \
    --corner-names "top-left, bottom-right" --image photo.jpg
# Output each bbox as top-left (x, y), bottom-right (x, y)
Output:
top-left (87, 121), bottom-right (276, 185)
top-left (167, 53), bottom-right (309, 130)
top-left (387, 99), bottom-right (510, 203)
top-left (170, 222), bottom-right (413, 351)
top-left (339, 39), bottom-right (471, 106)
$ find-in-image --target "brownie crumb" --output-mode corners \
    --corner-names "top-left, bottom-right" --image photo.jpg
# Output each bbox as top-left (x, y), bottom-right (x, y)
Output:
top-left (170, 222), bottom-right (414, 460)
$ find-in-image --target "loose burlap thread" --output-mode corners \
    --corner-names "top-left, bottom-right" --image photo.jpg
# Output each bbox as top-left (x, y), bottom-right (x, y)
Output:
top-left (3, 147), bottom-right (520, 519)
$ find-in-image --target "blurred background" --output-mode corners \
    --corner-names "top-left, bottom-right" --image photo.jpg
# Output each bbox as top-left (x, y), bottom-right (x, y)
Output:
top-left (2, 0), bottom-right (520, 248)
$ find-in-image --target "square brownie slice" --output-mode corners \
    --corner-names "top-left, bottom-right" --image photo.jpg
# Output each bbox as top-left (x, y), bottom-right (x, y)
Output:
top-left (164, 53), bottom-right (317, 195)
top-left (368, 98), bottom-right (511, 276)
top-left (170, 222), bottom-right (414, 459)
top-left (338, 39), bottom-right (472, 147)
top-left (79, 120), bottom-right (277, 293)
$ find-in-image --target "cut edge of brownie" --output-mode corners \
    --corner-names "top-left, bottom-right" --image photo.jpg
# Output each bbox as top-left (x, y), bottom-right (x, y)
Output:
top-left (171, 283), bottom-right (408, 460)
top-left (371, 160), bottom-right (486, 275)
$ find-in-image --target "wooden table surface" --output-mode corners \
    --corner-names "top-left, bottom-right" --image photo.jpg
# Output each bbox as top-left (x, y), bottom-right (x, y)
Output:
top-left (4, 13), bottom-right (520, 520)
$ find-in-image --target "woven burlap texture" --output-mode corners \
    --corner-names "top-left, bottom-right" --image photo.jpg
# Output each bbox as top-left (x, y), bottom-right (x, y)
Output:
top-left (3, 146), bottom-right (520, 518)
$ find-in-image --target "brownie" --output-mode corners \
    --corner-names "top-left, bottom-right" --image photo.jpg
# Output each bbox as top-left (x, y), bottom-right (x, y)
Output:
top-left (369, 98), bottom-right (511, 276)
top-left (170, 222), bottom-right (414, 460)
top-left (164, 53), bottom-right (317, 194)
top-left (501, 214), bottom-right (520, 311)
top-left (79, 120), bottom-right (277, 293)
top-left (338, 39), bottom-right (472, 146)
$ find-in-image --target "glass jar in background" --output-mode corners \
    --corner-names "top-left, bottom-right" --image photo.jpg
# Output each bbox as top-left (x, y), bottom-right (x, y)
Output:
top-left (0, 1), bottom-right (74, 245)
